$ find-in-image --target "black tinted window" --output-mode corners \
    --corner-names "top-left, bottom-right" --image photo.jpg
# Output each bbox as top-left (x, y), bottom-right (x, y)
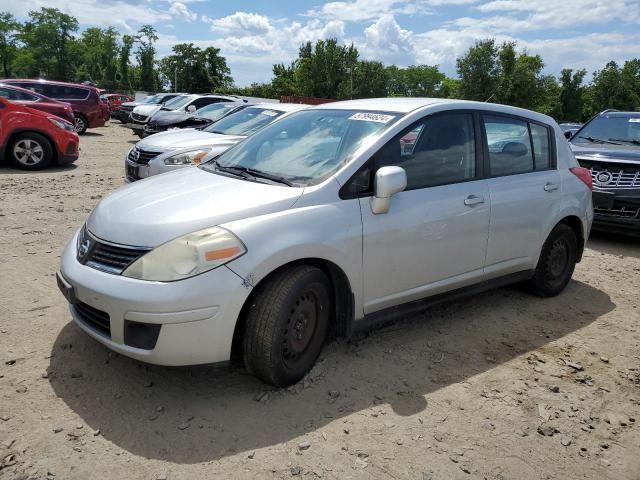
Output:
top-left (16, 82), bottom-right (88, 100)
top-left (483, 115), bottom-right (534, 176)
top-left (0, 87), bottom-right (39, 101)
top-left (372, 112), bottom-right (477, 190)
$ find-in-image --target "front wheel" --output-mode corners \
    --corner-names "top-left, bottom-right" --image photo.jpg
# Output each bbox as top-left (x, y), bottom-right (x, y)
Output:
top-left (526, 224), bottom-right (578, 297)
top-left (8, 133), bottom-right (53, 170)
top-left (243, 265), bottom-right (331, 387)
top-left (74, 113), bottom-right (88, 134)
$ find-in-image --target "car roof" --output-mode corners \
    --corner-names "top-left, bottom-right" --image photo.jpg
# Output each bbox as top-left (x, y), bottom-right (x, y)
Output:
top-left (250, 103), bottom-right (309, 112)
top-left (312, 97), bottom-right (556, 124)
top-left (6, 78), bottom-right (95, 91)
top-left (598, 111), bottom-right (640, 118)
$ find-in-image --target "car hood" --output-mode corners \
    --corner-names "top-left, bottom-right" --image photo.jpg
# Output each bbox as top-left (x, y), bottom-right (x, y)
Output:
top-left (150, 110), bottom-right (191, 125)
top-left (570, 143), bottom-right (640, 164)
top-left (133, 104), bottom-right (161, 116)
top-left (87, 167), bottom-right (304, 247)
top-left (137, 129), bottom-right (245, 151)
top-left (121, 101), bottom-right (139, 108)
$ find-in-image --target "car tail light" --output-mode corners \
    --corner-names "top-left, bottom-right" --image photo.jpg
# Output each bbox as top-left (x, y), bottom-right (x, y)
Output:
top-left (570, 167), bottom-right (592, 190)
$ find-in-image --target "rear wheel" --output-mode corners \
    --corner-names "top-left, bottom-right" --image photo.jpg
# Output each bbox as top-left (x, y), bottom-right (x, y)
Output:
top-left (74, 113), bottom-right (88, 134)
top-left (8, 133), bottom-right (53, 170)
top-left (243, 265), bottom-right (331, 387)
top-left (526, 224), bottom-right (577, 297)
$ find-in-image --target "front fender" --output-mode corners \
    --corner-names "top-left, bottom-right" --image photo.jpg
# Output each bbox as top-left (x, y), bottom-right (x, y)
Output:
top-left (222, 199), bottom-right (364, 318)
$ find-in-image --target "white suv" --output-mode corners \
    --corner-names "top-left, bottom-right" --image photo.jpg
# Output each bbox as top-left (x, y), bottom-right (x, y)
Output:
top-left (57, 98), bottom-right (593, 387)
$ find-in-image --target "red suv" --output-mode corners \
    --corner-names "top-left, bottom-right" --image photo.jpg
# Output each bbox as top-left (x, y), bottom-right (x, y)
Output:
top-left (0, 83), bottom-right (75, 124)
top-left (0, 97), bottom-right (79, 170)
top-left (2, 79), bottom-right (109, 134)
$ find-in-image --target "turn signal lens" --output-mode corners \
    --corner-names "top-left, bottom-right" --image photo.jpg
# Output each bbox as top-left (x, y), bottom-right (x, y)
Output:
top-left (570, 167), bottom-right (593, 190)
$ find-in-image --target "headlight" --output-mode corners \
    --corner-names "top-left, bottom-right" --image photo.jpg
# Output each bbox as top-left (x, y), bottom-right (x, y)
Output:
top-left (122, 227), bottom-right (246, 281)
top-left (49, 117), bottom-right (75, 132)
top-left (163, 149), bottom-right (211, 166)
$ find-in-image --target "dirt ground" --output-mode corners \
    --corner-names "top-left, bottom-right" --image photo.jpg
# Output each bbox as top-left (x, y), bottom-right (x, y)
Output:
top-left (1, 122), bottom-right (639, 480)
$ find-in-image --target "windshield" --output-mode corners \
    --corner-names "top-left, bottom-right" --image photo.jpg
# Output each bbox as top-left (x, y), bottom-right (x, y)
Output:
top-left (202, 109), bottom-right (399, 185)
top-left (195, 103), bottom-right (239, 121)
top-left (573, 113), bottom-right (640, 145)
top-left (203, 107), bottom-right (285, 136)
top-left (163, 95), bottom-right (192, 110)
top-left (142, 94), bottom-right (162, 104)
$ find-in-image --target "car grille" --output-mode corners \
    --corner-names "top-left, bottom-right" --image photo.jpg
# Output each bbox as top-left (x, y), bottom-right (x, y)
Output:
top-left (577, 159), bottom-right (640, 190)
top-left (594, 197), bottom-right (640, 218)
top-left (74, 302), bottom-right (111, 338)
top-left (127, 147), bottom-right (162, 165)
top-left (78, 227), bottom-right (150, 275)
top-left (131, 112), bottom-right (148, 123)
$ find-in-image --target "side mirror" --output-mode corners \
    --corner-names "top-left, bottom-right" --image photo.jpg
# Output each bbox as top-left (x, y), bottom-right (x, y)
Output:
top-left (187, 105), bottom-right (197, 113)
top-left (564, 130), bottom-right (573, 139)
top-left (370, 166), bottom-right (407, 214)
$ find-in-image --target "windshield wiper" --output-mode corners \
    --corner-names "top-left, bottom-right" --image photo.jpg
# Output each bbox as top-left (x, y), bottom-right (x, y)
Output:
top-left (577, 135), bottom-right (621, 145)
top-left (608, 138), bottom-right (640, 145)
top-left (217, 165), bottom-right (293, 186)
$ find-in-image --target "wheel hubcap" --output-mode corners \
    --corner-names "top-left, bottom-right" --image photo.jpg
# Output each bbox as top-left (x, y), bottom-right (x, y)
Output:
top-left (13, 139), bottom-right (44, 165)
top-left (547, 238), bottom-right (569, 279)
top-left (75, 117), bottom-right (85, 132)
top-left (283, 292), bottom-right (318, 363)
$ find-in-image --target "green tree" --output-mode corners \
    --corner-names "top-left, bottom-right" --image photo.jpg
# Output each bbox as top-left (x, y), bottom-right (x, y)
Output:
top-left (343, 60), bottom-right (387, 99)
top-left (0, 12), bottom-right (20, 78)
top-left (558, 68), bottom-right (586, 121)
top-left (158, 43), bottom-right (231, 93)
top-left (118, 34), bottom-right (134, 92)
top-left (456, 39), bottom-right (499, 101)
top-left (19, 8), bottom-right (79, 80)
top-left (296, 39), bottom-right (358, 98)
top-left (385, 64), bottom-right (446, 97)
top-left (135, 24), bottom-right (158, 91)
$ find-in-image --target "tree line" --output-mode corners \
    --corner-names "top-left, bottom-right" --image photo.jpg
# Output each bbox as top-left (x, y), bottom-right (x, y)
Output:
top-left (1, 8), bottom-right (639, 121)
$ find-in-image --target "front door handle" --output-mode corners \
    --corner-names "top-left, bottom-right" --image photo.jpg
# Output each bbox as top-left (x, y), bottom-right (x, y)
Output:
top-left (464, 195), bottom-right (485, 207)
top-left (544, 182), bottom-right (559, 192)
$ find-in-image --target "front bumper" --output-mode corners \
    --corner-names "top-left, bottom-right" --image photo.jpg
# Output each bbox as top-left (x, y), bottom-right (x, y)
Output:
top-left (58, 229), bottom-right (251, 365)
top-left (592, 189), bottom-right (640, 235)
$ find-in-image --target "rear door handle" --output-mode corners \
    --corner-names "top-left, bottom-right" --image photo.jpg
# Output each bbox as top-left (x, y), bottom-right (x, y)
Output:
top-left (544, 182), bottom-right (559, 192)
top-left (464, 195), bottom-right (485, 206)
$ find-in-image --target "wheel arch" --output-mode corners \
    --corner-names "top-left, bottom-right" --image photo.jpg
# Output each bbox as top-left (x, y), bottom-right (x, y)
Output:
top-left (557, 215), bottom-right (585, 262)
top-left (230, 257), bottom-right (355, 360)
top-left (6, 129), bottom-right (58, 164)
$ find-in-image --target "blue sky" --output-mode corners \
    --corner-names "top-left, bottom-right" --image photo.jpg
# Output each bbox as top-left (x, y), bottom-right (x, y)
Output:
top-left (5, 0), bottom-right (640, 86)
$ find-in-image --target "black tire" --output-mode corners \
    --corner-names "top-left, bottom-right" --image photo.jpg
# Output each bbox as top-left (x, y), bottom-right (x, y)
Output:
top-left (8, 132), bottom-right (54, 170)
top-left (526, 224), bottom-right (578, 297)
top-left (74, 113), bottom-right (88, 134)
top-left (243, 265), bottom-right (332, 387)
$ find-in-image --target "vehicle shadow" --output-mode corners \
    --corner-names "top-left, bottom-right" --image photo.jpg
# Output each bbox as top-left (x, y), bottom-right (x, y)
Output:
top-left (47, 280), bottom-right (614, 464)
top-left (588, 230), bottom-right (640, 260)
top-left (81, 132), bottom-right (103, 137)
top-left (0, 164), bottom-right (77, 175)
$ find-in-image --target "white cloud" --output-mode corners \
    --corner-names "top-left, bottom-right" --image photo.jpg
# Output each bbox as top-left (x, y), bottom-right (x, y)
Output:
top-left (5, 0), bottom-right (170, 27)
top-left (169, 2), bottom-right (197, 23)
top-left (361, 15), bottom-right (414, 64)
top-left (208, 12), bottom-right (273, 36)
top-left (307, 0), bottom-right (434, 22)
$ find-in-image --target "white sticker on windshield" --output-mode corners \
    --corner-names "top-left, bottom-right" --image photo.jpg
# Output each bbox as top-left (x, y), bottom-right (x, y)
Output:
top-left (349, 112), bottom-right (395, 123)
top-left (261, 110), bottom-right (278, 117)
top-left (629, 118), bottom-right (640, 123)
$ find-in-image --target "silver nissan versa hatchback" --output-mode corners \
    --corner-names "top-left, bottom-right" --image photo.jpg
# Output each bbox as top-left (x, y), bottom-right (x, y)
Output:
top-left (57, 98), bottom-right (593, 387)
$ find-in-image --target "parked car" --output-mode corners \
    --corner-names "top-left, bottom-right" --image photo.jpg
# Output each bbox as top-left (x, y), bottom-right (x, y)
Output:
top-left (125, 103), bottom-right (305, 182)
top-left (0, 97), bottom-right (79, 170)
top-left (0, 83), bottom-right (75, 124)
top-left (143, 102), bottom-right (248, 136)
top-left (127, 94), bottom-right (240, 138)
top-left (559, 122), bottom-right (583, 139)
top-left (569, 110), bottom-right (640, 235)
top-left (101, 93), bottom-right (133, 113)
top-left (112, 93), bottom-right (181, 124)
top-left (2, 79), bottom-right (109, 134)
top-left (57, 98), bottom-right (592, 386)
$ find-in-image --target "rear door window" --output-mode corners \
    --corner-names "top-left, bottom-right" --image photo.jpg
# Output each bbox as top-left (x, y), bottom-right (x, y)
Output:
top-left (530, 123), bottom-right (551, 170)
top-left (483, 115), bottom-right (534, 176)
top-left (0, 87), bottom-right (39, 101)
